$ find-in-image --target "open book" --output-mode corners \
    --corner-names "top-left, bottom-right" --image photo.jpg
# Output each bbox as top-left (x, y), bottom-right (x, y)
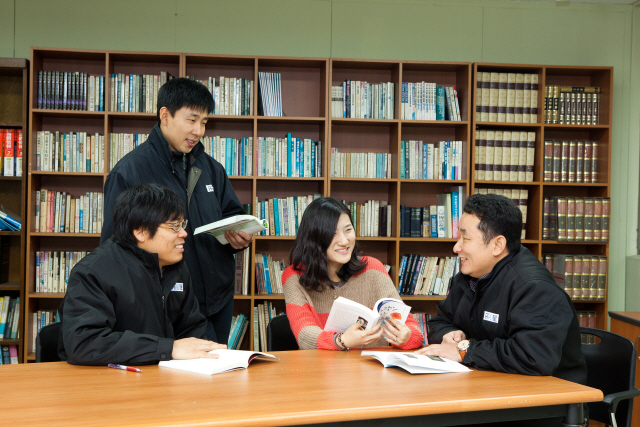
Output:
top-left (324, 297), bottom-right (411, 333)
top-left (362, 350), bottom-right (471, 374)
top-left (193, 215), bottom-right (268, 245)
top-left (158, 349), bottom-right (278, 375)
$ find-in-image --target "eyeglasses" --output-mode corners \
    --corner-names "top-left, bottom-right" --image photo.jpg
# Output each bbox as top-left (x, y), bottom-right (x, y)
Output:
top-left (158, 219), bottom-right (188, 233)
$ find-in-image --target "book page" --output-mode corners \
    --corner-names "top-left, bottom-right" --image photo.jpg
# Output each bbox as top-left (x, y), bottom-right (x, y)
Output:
top-left (194, 215), bottom-right (268, 244)
top-left (324, 297), bottom-right (379, 333)
top-left (158, 349), bottom-right (277, 375)
top-left (373, 298), bottom-right (411, 324)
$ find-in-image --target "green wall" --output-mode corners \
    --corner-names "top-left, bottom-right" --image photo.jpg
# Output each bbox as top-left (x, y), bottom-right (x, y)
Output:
top-left (2, 0), bottom-right (638, 312)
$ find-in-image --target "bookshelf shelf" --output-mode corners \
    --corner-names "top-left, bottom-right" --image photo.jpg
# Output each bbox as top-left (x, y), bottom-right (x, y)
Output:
top-left (0, 282), bottom-right (21, 291)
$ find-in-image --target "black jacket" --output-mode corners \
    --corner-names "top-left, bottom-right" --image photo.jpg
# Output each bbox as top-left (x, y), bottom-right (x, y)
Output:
top-left (60, 239), bottom-right (206, 365)
top-left (428, 246), bottom-right (587, 384)
top-left (101, 124), bottom-right (245, 315)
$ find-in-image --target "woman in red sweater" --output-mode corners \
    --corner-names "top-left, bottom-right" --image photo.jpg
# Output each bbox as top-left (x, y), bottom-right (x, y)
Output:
top-left (283, 197), bottom-right (424, 350)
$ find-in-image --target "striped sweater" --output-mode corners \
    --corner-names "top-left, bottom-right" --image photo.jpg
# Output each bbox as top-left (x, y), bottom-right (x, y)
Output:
top-left (283, 256), bottom-right (424, 350)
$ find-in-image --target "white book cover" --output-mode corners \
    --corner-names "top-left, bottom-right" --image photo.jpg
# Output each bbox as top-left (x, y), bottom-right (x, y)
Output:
top-left (159, 349), bottom-right (278, 376)
top-left (194, 214), bottom-right (268, 244)
top-left (324, 297), bottom-right (411, 333)
top-left (362, 350), bottom-right (470, 374)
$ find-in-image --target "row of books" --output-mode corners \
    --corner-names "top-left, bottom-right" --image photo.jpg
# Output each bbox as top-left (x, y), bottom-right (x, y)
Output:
top-left (401, 84), bottom-right (461, 121)
top-left (474, 188), bottom-right (529, 240)
top-left (31, 312), bottom-right (59, 353)
top-left (188, 76), bottom-right (254, 116)
top-left (401, 140), bottom-right (464, 180)
top-left (476, 72), bottom-right (538, 123)
top-left (577, 311), bottom-right (597, 344)
top-left (398, 254), bottom-right (459, 296)
top-left (35, 190), bottom-right (104, 234)
top-left (474, 131), bottom-right (535, 182)
top-left (544, 253), bottom-right (607, 301)
top-left (254, 301), bottom-right (281, 352)
top-left (37, 71), bottom-right (105, 111)
top-left (543, 140), bottom-right (600, 183)
top-left (1, 129), bottom-right (22, 177)
top-left (399, 188), bottom-right (464, 238)
top-left (0, 209), bottom-right (21, 232)
top-left (255, 194), bottom-right (320, 236)
top-left (330, 149), bottom-right (392, 179)
top-left (411, 312), bottom-right (431, 346)
top-left (343, 200), bottom-right (392, 237)
top-left (256, 134), bottom-right (322, 177)
top-left (227, 314), bottom-right (249, 350)
top-left (543, 197), bottom-right (610, 242)
top-left (35, 251), bottom-right (89, 293)
top-left (203, 136), bottom-right (253, 177)
top-left (331, 80), bottom-right (395, 119)
top-left (0, 296), bottom-right (20, 339)
top-left (109, 72), bottom-right (171, 113)
top-left (257, 72), bottom-right (283, 117)
top-left (233, 248), bottom-right (250, 296)
top-left (544, 86), bottom-right (600, 125)
top-left (255, 254), bottom-right (285, 295)
top-left (35, 131), bottom-right (105, 173)
top-left (110, 133), bottom-right (149, 169)
top-left (0, 345), bottom-right (18, 364)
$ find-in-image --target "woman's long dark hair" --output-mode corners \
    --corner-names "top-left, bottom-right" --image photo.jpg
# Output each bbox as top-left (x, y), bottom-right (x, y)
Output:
top-left (290, 197), bottom-right (365, 292)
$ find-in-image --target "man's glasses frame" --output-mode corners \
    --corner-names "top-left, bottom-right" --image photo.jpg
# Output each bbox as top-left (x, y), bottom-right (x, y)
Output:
top-left (158, 219), bottom-right (188, 233)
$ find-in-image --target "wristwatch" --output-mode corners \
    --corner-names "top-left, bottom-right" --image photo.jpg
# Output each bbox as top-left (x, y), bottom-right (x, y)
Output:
top-left (457, 340), bottom-right (470, 361)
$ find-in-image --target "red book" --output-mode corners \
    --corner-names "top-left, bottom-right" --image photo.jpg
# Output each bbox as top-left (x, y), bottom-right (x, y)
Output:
top-left (3, 129), bottom-right (14, 176)
top-left (16, 129), bottom-right (23, 177)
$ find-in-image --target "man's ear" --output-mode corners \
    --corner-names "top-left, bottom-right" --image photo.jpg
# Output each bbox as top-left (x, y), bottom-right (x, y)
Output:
top-left (492, 235), bottom-right (507, 256)
top-left (159, 106), bottom-right (170, 126)
top-left (133, 228), bottom-right (147, 244)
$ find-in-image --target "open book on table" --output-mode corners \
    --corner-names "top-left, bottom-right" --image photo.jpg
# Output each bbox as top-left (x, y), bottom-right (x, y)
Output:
top-left (362, 350), bottom-right (471, 374)
top-left (158, 349), bottom-right (278, 375)
top-left (193, 214), bottom-right (268, 245)
top-left (323, 297), bottom-right (411, 333)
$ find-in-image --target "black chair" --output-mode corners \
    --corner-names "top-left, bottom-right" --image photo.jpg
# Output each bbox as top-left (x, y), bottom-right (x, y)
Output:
top-left (581, 327), bottom-right (640, 427)
top-left (267, 314), bottom-right (298, 351)
top-left (36, 322), bottom-right (62, 362)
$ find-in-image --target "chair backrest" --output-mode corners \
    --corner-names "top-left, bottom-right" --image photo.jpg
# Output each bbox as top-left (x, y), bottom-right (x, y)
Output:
top-left (36, 322), bottom-right (62, 362)
top-left (267, 314), bottom-right (298, 351)
top-left (581, 327), bottom-right (637, 427)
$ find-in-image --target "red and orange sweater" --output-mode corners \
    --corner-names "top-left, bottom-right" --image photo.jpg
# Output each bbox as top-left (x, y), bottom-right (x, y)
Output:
top-left (283, 256), bottom-right (424, 350)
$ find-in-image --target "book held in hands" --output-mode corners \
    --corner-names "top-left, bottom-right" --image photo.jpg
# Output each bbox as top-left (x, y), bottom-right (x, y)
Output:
top-left (362, 350), bottom-right (471, 374)
top-left (194, 215), bottom-right (268, 245)
top-left (158, 349), bottom-right (278, 375)
top-left (324, 297), bottom-right (411, 333)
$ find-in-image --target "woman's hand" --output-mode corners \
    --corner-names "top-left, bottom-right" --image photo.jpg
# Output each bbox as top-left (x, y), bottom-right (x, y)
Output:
top-left (381, 316), bottom-right (411, 346)
top-left (340, 319), bottom-right (384, 348)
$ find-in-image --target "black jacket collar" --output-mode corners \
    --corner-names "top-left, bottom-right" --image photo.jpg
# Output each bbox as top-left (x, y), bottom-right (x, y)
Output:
top-left (149, 123), bottom-right (204, 169)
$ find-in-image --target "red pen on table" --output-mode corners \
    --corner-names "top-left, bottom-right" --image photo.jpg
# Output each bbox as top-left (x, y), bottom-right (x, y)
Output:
top-left (108, 363), bottom-right (142, 373)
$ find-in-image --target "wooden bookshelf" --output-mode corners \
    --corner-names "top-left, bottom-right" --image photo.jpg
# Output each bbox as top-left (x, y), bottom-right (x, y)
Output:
top-left (0, 58), bottom-right (28, 362)
top-left (472, 63), bottom-right (613, 329)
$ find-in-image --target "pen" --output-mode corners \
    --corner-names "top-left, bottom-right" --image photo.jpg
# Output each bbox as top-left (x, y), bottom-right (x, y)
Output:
top-left (108, 363), bottom-right (142, 373)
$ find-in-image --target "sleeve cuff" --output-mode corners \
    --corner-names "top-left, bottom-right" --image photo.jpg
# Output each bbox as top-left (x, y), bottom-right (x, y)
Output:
top-left (156, 337), bottom-right (174, 361)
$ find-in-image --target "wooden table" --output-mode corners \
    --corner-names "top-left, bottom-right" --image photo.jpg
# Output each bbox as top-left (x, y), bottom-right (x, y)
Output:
top-left (609, 311), bottom-right (640, 427)
top-left (0, 350), bottom-right (602, 426)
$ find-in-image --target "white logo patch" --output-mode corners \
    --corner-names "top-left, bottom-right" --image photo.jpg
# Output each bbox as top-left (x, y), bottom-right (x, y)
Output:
top-left (171, 283), bottom-right (184, 292)
top-left (206, 185), bottom-right (214, 192)
top-left (483, 311), bottom-right (499, 323)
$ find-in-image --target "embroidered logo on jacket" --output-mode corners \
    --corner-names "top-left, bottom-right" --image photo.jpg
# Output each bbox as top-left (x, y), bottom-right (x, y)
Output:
top-left (171, 283), bottom-right (184, 292)
top-left (483, 311), bottom-right (499, 323)
top-left (206, 185), bottom-right (214, 192)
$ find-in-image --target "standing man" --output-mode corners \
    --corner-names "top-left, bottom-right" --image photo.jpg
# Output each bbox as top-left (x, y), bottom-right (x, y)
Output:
top-left (101, 78), bottom-right (251, 344)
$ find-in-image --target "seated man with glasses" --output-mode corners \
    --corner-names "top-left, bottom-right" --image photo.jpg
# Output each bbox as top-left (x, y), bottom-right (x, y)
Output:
top-left (59, 183), bottom-right (226, 365)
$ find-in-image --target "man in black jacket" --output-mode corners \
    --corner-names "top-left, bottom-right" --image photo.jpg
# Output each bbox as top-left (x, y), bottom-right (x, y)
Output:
top-left (101, 78), bottom-right (251, 345)
top-left (418, 194), bottom-right (587, 425)
top-left (61, 184), bottom-right (225, 365)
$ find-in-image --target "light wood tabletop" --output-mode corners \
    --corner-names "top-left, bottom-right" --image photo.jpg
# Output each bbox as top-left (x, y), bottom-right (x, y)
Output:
top-left (0, 349), bottom-right (602, 426)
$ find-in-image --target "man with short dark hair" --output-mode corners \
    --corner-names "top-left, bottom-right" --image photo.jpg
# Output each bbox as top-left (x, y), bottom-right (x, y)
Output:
top-left (418, 194), bottom-right (586, 386)
top-left (101, 78), bottom-right (251, 345)
top-left (61, 183), bottom-right (225, 365)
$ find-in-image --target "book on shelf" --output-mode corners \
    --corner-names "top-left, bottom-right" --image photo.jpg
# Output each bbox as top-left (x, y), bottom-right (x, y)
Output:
top-left (323, 297), bottom-right (411, 333)
top-left (38, 71), bottom-right (104, 111)
top-left (34, 190), bottom-right (103, 234)
top-left (543, 197), bottom-right (609, 242)
top-left (474, 131), bottom-right (535, 183)
top-left (257, 134), bottom-right (322, 178)
top-left (399, 83), bottom-right (461, 121)
top-left (474, 188), bottom-right (528, 239)
top-left (400, 140), bottom-right (463, 180)
top-left (0, 344), bottom-right (19, 365)
top-left (254, 301), bottom-right (280, 352)
top-left (1, 129), bottom-right (23, 177)
top-left (577, 311), bottom-right (597, 344)
top-left (337, 80), bottom-right (395, 119)
top-left (411, 312), bottom-right (431, 346)
top-left (397, 254), bottom-right (459, 296)
top-left (187, 75), bottom-right (253, 116)
top-left (31, 312), bottom-right (60, 353)
top-left (543, 139), bottom-right (599, 183)
top-left (36, 131), bottom-right (105, 173)
top-left (362, 350), bottom-right (470, 374)
top-left (109, 72), bottom-right (171, 113)
top-left (331, 85), bottom-right (344, 118)
top-left (257, 72), bottom-right (283, 117)
top-left (544, 85), bottom-right (600, 125)
top-left (544, 253), bottom-right (606, 301)
top-left (202, 136), bottom-right (253, 177)
top-left (255, 194), bottom-right (320, 236)
top-left (400, 187), bottom-right (464, 239)
top-left (109, 133), bottom-right (148, 168)
top-left (35, 251), bottom-right (88, 293)
top-left (233, 248), bottom-right (250, 296)
top-left (227, 314), bottom-right (249, 350)
top-left (342, 200), bottom-right (391, 238)
top-left (254, 253), bottom-right (285, 295)
top-left (331, 149), bottom-right (390, 179)
top-left (476, 72), bottom-right (538, 123)
top-left (0, 208), bottom-right (21, 231)
top-left (0, 296), bottom-right (20, 339)
top-left (193, 214), bottom-right (268, 245)
top-left (158, 349), bottom-right (278, 375)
